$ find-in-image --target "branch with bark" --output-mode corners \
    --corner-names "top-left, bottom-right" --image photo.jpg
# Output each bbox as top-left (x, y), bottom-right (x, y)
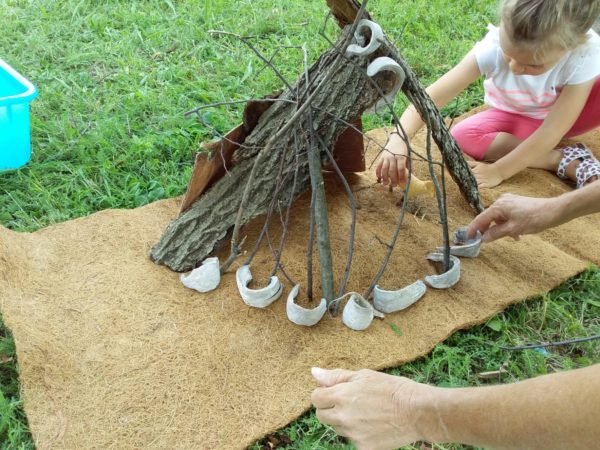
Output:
top-left (149, 0), bottom-right (481, 285)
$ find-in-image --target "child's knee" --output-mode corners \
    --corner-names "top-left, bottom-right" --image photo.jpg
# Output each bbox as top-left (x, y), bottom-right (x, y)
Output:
top-left (450, 123), bottom-right (488, 160)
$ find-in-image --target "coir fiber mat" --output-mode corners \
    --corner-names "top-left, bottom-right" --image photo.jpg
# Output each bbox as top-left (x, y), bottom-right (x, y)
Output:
top-left (1, 124), bottom-right (599, 449)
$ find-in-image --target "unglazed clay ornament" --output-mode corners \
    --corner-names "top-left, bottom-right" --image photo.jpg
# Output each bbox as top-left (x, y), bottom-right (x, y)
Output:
top-left (373, 280), bottom-right (427, 313)
top-left (180, 257), bottom-right (221, 293)
top-left (286, 285), bottom-right (327, 327)
top-left (235, 265), bottom-right (283, 308)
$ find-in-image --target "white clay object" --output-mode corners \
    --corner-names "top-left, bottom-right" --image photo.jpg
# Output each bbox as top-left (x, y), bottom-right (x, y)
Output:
top-left (436, 227), bottom-right (483, 258)
top-left (373, 280), bottom-right (427, 313)
top-left (286, 285), bottom-right (327, 327)
top-left (235, 265), bottom-right (283, 308)
top-left (342, 294), bottom-right (376, 331)
top-left (345, 19), bottom-right (384, 57)
top-left (365, 56), bottom-right (406, 113)
top-left (180, 257), bottom-right (221, 293)
top-left (424, 253), bottom-right (461, 289)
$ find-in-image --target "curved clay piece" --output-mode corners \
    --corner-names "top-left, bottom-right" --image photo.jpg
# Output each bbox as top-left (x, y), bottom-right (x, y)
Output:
top-left (345, 19), bottom-right (384, 57)
top-left (373, 280), bottom-right (427, 313)
top-left (342, 294), bottom-right (375, 331)
top-left (436, 227), bottom-right (483, 258)
top-left (424, 253), bottom-right (461, 289)
top-left (398, 174), bottom-right (435, 200)
top-left (454, 226), bottom-right (483, 246)
top-left (235, 265), bottom-right (283, 308)
top-left (365, 56), bottom-right (406, 113)
top-left (180, 257), bottom-right (221, 293)
top-left (286, 285), bottom-right (327, 327)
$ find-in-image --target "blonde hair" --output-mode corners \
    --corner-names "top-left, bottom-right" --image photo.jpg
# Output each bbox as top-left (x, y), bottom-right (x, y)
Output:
top-left (501, 0), bottom-right (600, 54)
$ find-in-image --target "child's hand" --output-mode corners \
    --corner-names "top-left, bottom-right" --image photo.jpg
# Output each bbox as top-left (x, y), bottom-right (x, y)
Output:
top-left (375, 134), bottom-right (409, 186)
top-left (468, 161), bottom-right (504, 188)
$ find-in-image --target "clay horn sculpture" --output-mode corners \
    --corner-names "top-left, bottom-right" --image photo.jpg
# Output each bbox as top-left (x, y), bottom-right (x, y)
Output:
top-left (342, 294), bottom-right (382, 331)
top-left (424, 253), bottom-right (461, 289)
top-left (286, 285), bottom-right (327, 327)
top-left (366, 56), bottom-right (406, 113)
top-left (345, 19), bottom-right (384, 57)
top-left (180, 257), bottom-right (221, 293)
top-left (436, 227), bottom-right (483, 258)
top-left (373, 280), bottom-right (427, 313)
top-left (235, 265), bottom-right (283, 308)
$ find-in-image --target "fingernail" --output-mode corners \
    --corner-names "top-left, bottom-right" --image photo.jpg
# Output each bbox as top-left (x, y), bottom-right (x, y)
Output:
top-left (311, 367), bottom-right (325, 378)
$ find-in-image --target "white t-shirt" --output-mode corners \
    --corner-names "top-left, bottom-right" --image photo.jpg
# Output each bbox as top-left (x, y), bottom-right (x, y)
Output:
top-left (472, 25), bottom-right (600, 119)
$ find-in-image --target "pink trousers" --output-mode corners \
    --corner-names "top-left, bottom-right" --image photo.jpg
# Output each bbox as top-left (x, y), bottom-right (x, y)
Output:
top-left (451, 77), bottom-right (600, 160)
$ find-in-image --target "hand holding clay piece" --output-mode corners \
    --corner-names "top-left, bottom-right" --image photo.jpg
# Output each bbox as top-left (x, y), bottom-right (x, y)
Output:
top-left (436, 226), bottom-right (482, 258)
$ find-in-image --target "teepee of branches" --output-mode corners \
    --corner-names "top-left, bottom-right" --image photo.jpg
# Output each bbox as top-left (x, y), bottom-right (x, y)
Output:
top-left (149, 0), bottom-right (483, 313)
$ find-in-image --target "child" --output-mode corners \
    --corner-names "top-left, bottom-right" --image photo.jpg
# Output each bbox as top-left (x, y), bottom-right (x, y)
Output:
top-left (377, 0), bottom-right (600, 190)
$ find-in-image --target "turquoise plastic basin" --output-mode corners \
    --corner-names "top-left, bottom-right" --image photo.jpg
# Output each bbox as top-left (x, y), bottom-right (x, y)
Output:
top-left (0, 58), bottom-right (38, 170)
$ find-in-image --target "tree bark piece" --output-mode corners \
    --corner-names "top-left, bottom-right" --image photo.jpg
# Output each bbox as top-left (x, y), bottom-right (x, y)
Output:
top-left (150, 4), bottom-right (483, 273)
top-left (150, 29), bottom-right (378, 272)
top-left (306, 127), bottom-right (335, 304)
top-left (326, 0), bottom-right (372, 28)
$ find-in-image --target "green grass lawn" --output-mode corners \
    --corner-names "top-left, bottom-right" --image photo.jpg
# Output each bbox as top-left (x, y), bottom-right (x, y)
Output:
top-left (0, 1), bottom-right (598, 449)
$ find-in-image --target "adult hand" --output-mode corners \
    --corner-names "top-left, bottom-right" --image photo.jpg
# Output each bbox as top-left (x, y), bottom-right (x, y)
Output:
top-left (467, 193), bottom-right (557, 242)
top-left (468, 161), bottom-right (504, 188)
top-left (375, 133), bottom-right (409, 187)
top-left (311, 367), bottom-right (433, 450)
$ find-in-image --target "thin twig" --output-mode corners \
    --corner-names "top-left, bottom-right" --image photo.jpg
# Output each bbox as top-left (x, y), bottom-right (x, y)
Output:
top-left (184, 97), bottom-right (295, 117)
top-left (315, 132), bottom-right (357, 308)
top-left (187, 96), bottom-right (393, 167)
top-left (244, 170), bottom-right (293, 265)
top-left (270, 139), bottom-right (302, 280)
top-left (306, 108), bottom-right (335, 305)
top-left (423, 115), bottom-right (451, 271)
top-left (316, 26), bottom-right (434, 178)
top-left (306, 187), bottom-right (316, 302)
top-left (208, 30), bottom-right (295, 92)
top-left (497, 334), bottom-right (600, 350)
top-left (221, 13), bottom-right (365, 273)
top-left (261, 226), bottom-right (295, 285)
top-left (191, 110), bottom-right (264, 152)
top-left (362, 116), bottom-right (415, 299)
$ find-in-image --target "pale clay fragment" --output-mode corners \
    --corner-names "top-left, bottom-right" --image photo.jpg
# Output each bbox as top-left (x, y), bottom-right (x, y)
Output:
top-left (235, 265), bottom-right (283, 308)
top-left (180, 257), bottom-right (221, 293)
top-left (365, 56), bottom-right (406, 113)
top-left (345, 19), bottom-right (384, 57)
top-left (436, 227), bottom-right (482, 258)
top-left (286, 285), bottom-right (327, 327)
top-left (424, 253), bottom-right (461, 289)
top-left (373, 280), bottom-right (427, 313)
top-left (342, 294), bottom-right (377, 331)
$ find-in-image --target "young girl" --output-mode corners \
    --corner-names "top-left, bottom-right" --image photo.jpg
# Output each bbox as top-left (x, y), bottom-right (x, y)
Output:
top-left (377, 0), bottom-right (600, 190)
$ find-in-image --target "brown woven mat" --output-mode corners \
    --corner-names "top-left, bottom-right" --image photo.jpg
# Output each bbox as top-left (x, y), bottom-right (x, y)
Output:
top-left (1, 124), bottom-right (598, 449)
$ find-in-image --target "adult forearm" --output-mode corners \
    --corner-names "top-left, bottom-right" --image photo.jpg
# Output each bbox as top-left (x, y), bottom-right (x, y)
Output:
top-left (420, 365), bottom-right (600, 449)
top-left (551, 180), bottom-right (600, 225)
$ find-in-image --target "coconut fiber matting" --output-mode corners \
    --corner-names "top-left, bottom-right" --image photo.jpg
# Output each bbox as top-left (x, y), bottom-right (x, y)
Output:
top-left (1, 123), bottom-right (599, 449)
